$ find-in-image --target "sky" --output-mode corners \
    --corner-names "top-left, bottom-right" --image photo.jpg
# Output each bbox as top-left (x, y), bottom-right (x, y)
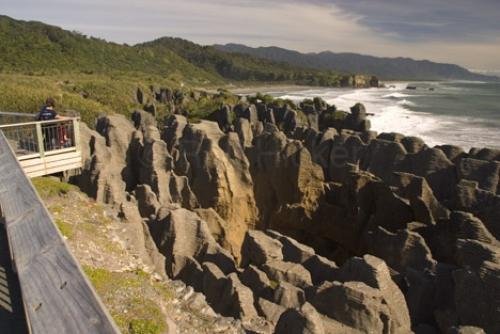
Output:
top-left (2, 0), bottom-right (500, 70)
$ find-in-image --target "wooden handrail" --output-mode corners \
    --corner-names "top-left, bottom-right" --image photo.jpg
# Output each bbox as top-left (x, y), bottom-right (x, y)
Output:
top-left (0, 117), bottom-right (78, 129)
top-left (0, 131), bottom-right (119, 334)
top-left (0, 111), bottom-right (38, 118)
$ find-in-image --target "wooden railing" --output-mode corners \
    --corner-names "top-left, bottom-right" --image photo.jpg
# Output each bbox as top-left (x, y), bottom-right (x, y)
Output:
top-left (0, 114), bottom-right (82, 177)
top-left (0, 111), bottom-right (38, 124)
top-left (0, 131), bottom-right (119, 333)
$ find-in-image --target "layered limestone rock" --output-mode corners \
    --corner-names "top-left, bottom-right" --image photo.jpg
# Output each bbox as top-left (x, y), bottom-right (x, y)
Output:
top-left (275, 303), bottom-right (326, 334)
top-left (148, 207), bottom-right (236, 278)
top-left (247, 127), bottom-right (325, 234)
top-left (363, 227), bottom-right (437, 273)
top-left (335, 255), bottom-right (412, 333)
top-left (451, 180), bottom-right (500, 239)
top-left (79, 115), bottom-right (137, 206)
top-left (456, 158), bottom-right (500, 193)
top-left (391, 172), bottom-right (450, 225)
top-left (171, 120), bottom-right (259, 259)
top-left (241, 230), bottom-right (283, 267)
top-left (361, 139), bottom-right (408, 182)
top-left (74, 99), bottom-right (500, 334)
top-left (452, 235), bottom-right (500, 333)
top-left (309, 281), bottom-right (401, 333)
top-left (138, 126), bottom-right (199, 210)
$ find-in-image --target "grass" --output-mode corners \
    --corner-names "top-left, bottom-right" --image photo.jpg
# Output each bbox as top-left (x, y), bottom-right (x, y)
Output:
top-left (129, 317), bottom-right (165, 334)
top-left (83, 267), bottom-right (146, 290)
top-left (54, 218), bottom-right (74, 238)
top-left (84, 266), bottom-right (169, 334)
top-left (0, 72), bottom-right (178, 126)
top-left (32, 176), bottom-right (76, 197)
top-left (0, 72), bottom-right (247, 127)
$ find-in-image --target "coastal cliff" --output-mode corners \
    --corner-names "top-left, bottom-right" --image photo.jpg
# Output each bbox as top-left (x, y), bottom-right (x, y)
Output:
top-left (68, 89), bottom-right (499, 334)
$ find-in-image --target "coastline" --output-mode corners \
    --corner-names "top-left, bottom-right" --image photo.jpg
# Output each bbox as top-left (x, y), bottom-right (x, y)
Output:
top-left (200, 84), bottom-right (331, 95)
top-left (248, 81), bottom-right (500, 150)
top-left (227, 84), bottom-right (318, 95)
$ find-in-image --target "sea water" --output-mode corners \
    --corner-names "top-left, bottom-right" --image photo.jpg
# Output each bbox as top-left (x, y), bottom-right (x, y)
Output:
top-left (266, 81), bottom-right (500, 150)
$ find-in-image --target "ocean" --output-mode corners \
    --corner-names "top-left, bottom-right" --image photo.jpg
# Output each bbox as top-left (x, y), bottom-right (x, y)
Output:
top-left (265, 81), bottom-right (500, 150)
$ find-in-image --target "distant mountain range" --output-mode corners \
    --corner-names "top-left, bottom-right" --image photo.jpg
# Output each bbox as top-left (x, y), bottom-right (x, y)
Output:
top-left (215, 44), bottom-right (499, 82)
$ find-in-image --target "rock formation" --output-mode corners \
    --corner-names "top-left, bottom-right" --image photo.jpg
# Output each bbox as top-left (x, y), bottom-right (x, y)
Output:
top-left (172, 120), bottom-right (258, 259)
top-left (74, 97), bottom-right (499, 333)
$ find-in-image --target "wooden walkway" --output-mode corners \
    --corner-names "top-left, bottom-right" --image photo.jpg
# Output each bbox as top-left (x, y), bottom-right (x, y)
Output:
top-left (0, 115), bottom-right (82, 178)
top-left (0, 131), bottom-right (119, 333)
top-left (0, 225), bottom-right (28, 333)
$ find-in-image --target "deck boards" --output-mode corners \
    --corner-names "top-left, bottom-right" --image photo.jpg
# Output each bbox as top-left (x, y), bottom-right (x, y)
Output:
top-left (19, 151), bottom-right (82, 178)
top-left (0, 224), bottom-right (29, 334)
top-left (0, 132), bottom-right (119, 334)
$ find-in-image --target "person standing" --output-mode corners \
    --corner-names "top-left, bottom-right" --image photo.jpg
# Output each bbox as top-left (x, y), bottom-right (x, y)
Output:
top-left (37, 98), bottom-right (60, 150)
top-left (37, 97), bottom-right (58, 121)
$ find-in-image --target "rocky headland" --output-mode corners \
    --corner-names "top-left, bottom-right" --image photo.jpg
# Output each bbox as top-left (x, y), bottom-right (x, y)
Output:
top-left (72, 90), bottom-right (499, 334)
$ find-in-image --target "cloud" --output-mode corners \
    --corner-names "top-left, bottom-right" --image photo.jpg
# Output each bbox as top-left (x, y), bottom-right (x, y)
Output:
top-left (319, 0), bottom-right (500, 42)
top-left (2, 0), bottom-right (500, 69)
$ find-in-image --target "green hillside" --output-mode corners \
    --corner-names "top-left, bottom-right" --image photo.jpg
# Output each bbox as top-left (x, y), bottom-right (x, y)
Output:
top-left (0, 15), bottom-right (220, 85)
top-left (0, 15), bottom-right (344, 87)
top-left (140, 37), bottom-right (342, 86)
top-left (0, 15), bottom-right (353, 126)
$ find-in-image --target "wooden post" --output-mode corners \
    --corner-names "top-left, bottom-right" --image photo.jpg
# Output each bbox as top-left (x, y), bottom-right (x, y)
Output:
top-left (35, 122), bottom-right (44, 158)
top-left (73, 118), bottom-right (81, 152)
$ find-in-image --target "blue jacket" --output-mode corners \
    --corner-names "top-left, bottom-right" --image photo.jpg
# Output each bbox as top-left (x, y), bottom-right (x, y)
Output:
top-left (38, 107), bottom-right (57, 121)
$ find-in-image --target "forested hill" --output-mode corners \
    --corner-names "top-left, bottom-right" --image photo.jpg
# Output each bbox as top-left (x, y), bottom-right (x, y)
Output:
top-left (138, 37), bottom-right (343, 86)
top-left (0, 15), bottom-right (219, 83)
top-left (0, 15), bottom-right (345, 87)
top-left (215, 43), bottom-right (499, 81)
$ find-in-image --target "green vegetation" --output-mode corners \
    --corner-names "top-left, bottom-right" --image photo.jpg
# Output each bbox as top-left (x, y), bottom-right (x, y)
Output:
top-left (83, 267), bottom-right (146, 290)
top-left (184, 90), bottom-right (240, 123)
top-left (0, 72), bottom-right (179, 125)
top-left (54, 218), bottom-right (74, 238)
top-left (0, 15), bottom-right (218, 85)
top-left (247, 92), bottom-right (275, 105)
top-left (83, 267), bottom-right (168, 334)
top-left (0, 72), bottom-right (244, 126)
top-left (0, 15), bottom-right (350, 127)
top-left (0, 15), bottom-right (343, 87)
top-left (141, 37), bottom-right (343, 86)
top-left (32, 176), bottom-right (76, 197)
top-left (129, 317), bottom-right (165, 334)
top-left (322, 109), bottom-right (347, 122)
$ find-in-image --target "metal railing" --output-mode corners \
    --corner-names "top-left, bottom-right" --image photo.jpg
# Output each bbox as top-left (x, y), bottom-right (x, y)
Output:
top-left (0, 116), bottom-right (80, 161)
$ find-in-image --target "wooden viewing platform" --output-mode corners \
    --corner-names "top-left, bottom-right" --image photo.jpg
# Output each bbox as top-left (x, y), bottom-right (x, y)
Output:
top-left (0, 112), bottom-right (83, 177)
top-left (0, 115), bottom-right (119, 333)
